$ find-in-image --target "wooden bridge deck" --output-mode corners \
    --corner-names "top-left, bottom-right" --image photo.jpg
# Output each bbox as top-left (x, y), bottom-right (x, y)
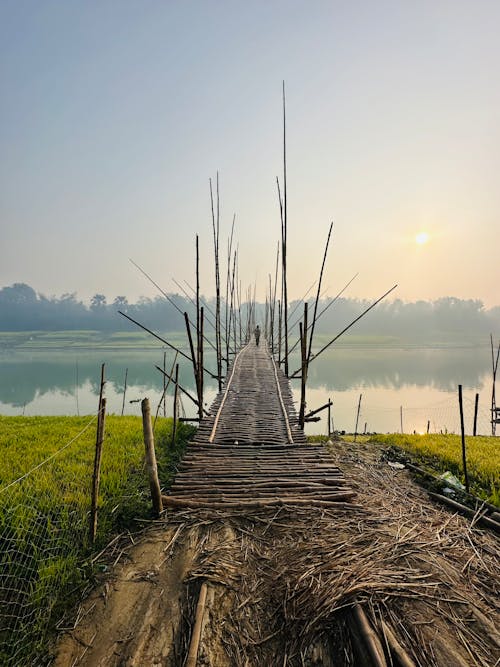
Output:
top-left (164, 341), bottom-right (354, 509)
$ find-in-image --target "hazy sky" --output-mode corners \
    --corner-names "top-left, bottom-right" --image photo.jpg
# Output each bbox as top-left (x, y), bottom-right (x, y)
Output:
top-left (1, 1), bottom-right (499, 306)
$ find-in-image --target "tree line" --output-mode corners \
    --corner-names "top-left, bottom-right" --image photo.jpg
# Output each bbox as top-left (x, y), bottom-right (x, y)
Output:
top-left (1, 282), bottom-right (499, 341)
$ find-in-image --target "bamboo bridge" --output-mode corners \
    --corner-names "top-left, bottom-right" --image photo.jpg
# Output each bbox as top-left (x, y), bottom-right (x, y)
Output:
top-left (163, 341), bottom-right (355, 510)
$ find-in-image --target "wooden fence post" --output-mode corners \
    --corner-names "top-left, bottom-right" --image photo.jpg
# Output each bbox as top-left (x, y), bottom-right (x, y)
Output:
top-left (141, 398), bottom-right (163, 517)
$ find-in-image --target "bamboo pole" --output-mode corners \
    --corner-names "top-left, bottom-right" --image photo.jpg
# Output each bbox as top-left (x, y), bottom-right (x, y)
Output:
top-left (141, 398), bottom-right (163, 517)
top-left (285, 273), bottom-right (358, 363)
top-left (282, 80), bottom-right (289, 377)
top-left (352, 605), bottom-right (387, 667)
top-left (490, 335), bottom-right (500, 436)
top-left (186, 582), bottom-right (208, 667)
top-left (307, 221), bottom-right (333, 366)
top-left (328, 399), bottom-right (332, 438)
top-left (155, 365), bottom-right (203, 412)
top-left (290, 284), bottom-right (398, 377)
top-left (172, 363), bottom-right (179, 447)
top-left (210, 174), bottom-right (223, 392)
top-left (75, 361), bottom-right (80, 416)
top-left (198, 307), bottom-right (204, 421)
top-left (89, 364), bottom-right (106, 544)
top-left (458, 384), bottom-right (470, 493)
top-left (299, 303), bottom-right (308, 428)
top-left (473, 392), bottom-right (479, 436)
top-left (354, 393), bottom-right (362, 442)
top-left (121, 367), bottom-right (128, 417)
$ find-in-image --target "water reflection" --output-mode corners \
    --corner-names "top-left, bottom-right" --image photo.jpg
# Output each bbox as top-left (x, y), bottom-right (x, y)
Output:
top-left (0, 346), bottom-right (493, 435)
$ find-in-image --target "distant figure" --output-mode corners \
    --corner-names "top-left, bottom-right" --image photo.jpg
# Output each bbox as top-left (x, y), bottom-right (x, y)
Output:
top-left (254, 325), bottom-right (261, 346)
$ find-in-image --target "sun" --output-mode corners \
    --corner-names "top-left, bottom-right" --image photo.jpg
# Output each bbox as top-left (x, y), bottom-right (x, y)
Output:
top-left (415, 231), bottom-right (430, 245)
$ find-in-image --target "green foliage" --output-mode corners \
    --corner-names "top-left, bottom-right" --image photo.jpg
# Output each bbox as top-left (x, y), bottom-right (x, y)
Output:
top-left (366, 433), bottom-right (500, 505)
top-left (0, 415), bottom-right (194, 664)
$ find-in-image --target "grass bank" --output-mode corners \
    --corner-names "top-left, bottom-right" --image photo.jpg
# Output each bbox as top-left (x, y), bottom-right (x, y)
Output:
top-left (330, 433), bottom-right (499, 506)
top-left (0, 415), bottom-right (195, 664)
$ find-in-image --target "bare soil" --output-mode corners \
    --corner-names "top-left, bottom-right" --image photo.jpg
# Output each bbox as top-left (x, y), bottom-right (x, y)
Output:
top-left (53, 441), bottom-right (500, 666)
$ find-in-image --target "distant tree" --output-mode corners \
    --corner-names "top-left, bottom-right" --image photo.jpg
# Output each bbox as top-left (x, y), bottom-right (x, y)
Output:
top-left (113, 296), bottom-right (128, 308)
top-left (0, 283), bottom-right (37, 303)
top-left (90, 294), bottom-right (107, 310)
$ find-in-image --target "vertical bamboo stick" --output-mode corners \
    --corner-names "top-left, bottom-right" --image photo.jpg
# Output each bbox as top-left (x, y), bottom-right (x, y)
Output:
top-left (141, 398), bottom-right (163, 517)
top-left (75, 360), bottom-right (80, 416)
top-left (172, 363), bottom-right (179, 447)
top-left (354, 393), bottom-right (362, 442)
top-left (458, 385), bottom-right (470, 493)
top-left (89, 363), bottom-right (106, 544)
top-left (121, 367), bottom-right (128, 417)
top-left (299, 303), bottom-right (308, 428)
top-left (327, 399), bottom-right (332, 439)
top-left (162, 352), bottom-right (167, 418)
top-left (210, 175), bottom-right (223, 392)
top-left (473, 393), bottom-right (479, 436)
top-left (198, 307), bottom-right (204, 420)
top-left (282, 81), bottom-right (289, 376)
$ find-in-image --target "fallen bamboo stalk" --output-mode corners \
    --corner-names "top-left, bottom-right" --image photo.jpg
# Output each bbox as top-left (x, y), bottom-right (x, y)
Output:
top-left (428, 492), bottom-right (500, 533)
top-left (381, 620), bottom-right (416, 667)
top-left (186, 582), bottom-right (208, 667)
top-left (352, 605), bottom-right (387, 667)
top-left (162, 494), bottom-right (356, 509)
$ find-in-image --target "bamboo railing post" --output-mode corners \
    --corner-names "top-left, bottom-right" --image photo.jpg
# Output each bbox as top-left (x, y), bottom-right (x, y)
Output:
top-left (327, 399), bottom-right (332, 438)
top-left (89, 363), bottom-right (106, 545)
top-left (458, 385), bottom-right (470, 493)
top-left (473, 392), bottom-right (479, 436)
top-left (282, 81), bottom-right (289, 377)
top-left (354, 393), bottom-right (362, 442)
top-left (172, 363), bottom-right (179, 447)
top-left (121, 367), bottom-right (128, 417)
top-left (162, 352), bottom-right (167, 417)
top-left (141, 398), bottom-right (163, 517)
top-left (299, 302), bottom-right (308, 428)
top-left (198, 307), bottom-right (204, 421)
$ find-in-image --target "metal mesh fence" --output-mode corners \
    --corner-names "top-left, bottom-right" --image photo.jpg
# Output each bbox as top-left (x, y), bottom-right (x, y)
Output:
top-left (1, 417), bottom-right (101, 665)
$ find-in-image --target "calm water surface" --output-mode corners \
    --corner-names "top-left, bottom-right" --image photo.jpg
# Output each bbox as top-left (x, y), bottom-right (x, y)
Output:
top-left (0, 344), bottom-right (494, 436)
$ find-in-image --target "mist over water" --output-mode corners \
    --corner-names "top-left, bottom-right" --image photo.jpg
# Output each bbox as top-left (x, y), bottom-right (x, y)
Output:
top-left (1, 345), bottom-right (493, 436)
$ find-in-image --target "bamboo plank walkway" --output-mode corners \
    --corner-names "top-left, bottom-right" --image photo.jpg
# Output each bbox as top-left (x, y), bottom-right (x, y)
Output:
top-left (164, 341), bottom-right (355, 509)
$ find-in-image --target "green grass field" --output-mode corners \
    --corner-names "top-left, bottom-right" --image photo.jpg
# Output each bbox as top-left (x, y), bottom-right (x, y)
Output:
top-left (0, 415), bottom-right (195, 663)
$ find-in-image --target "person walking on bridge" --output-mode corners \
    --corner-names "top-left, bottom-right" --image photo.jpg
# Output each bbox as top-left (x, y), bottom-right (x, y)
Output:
top-left (254, 324), bottom-right (261, 346)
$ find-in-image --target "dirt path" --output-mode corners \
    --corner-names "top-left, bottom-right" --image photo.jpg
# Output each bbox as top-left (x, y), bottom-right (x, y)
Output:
top-left (53, 441), bottom-right (500, 666)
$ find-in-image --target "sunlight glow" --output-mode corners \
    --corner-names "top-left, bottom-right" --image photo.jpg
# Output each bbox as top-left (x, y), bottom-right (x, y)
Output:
top-left (415, 232), bottom-right (430, 245)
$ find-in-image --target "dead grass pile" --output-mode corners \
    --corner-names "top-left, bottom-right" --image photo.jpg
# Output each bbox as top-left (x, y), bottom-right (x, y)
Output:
top-left (169, 449), bottom-right (499, 666)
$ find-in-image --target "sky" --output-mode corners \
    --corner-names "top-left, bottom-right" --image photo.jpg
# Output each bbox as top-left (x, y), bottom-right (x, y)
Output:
top-left (1, 1), bottom-right (499, 307)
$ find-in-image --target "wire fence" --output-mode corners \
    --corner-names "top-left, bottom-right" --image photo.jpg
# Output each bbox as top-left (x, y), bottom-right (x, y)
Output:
top-left (0, 418), bottom-right (98, 665)
top-left (354, 395), bottom-right (495, 437)
top-left (0, 412), bottom-right (161, 666)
